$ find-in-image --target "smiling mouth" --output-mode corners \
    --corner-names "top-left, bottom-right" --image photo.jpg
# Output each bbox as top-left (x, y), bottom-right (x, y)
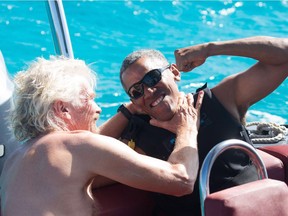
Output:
top-left (150, 94), bottom-right (165, 108)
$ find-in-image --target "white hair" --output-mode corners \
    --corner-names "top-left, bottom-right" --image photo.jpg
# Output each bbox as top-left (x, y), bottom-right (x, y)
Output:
top-left (11, 56), bottom-right (97, 141)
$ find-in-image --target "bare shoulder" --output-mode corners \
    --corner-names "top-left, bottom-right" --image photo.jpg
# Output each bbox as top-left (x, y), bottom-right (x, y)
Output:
top-left (34, 130), bottom-right (99, 149)
top-left (40, 131), bottom-right (126, 170)
top-left (26, 131), bottom-right (100, 168)
top-left (56, 130), bottom-right (120, 150)
top-left (211, 74), bottom-right (241, 121)
top-left (212, 74), bottom-right (236, 100)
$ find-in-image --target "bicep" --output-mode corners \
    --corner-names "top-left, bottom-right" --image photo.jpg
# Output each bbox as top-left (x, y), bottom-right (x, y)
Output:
top-left (234, 62), bottom-right (288, 108)
top-left (95, 137), bottom-right (171, 190)
top-left (214, 62), bottom-right (288, 120)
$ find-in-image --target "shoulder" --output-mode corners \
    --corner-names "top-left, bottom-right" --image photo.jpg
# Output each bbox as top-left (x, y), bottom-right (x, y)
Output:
top-left (31, 131), bottom-right (108, 175)
top-left (37, 130), bottom-right (98, 146)
top-left (28, 131), bottom-right (104, 160)
top-left (210, 79), bottom-right (241, 121)
top-left (47, 131), bottom-right (124, 157)
top-left (33, 131), bottom-right (126, 160)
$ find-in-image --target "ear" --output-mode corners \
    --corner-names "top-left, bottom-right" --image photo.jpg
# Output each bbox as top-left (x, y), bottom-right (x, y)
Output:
top-left (53, 100), bottom-right (71, 120)
top-left (170, 64), bottom-right (181, 81)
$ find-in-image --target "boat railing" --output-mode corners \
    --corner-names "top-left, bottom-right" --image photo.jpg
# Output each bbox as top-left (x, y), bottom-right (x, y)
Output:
top-left (45, 0), bottom-right (74, 58)
top-left (199, 139), bottom-right (268, 216)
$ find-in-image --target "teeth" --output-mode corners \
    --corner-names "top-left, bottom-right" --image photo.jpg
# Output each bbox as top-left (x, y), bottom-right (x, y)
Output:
top-left (151, 95), bottom-right (164, 107)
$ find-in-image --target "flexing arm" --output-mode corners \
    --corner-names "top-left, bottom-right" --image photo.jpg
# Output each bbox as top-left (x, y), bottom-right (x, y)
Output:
top-left (175, 36), bottom-right (288, 121)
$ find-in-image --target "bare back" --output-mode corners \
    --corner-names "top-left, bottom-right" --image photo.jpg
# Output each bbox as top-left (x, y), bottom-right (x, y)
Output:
top-left (0, 132), bottom-right (98, 216)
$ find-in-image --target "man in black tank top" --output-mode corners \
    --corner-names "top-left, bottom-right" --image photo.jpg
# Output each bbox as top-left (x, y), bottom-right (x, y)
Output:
top-left (120, 85), bottom-right (257, 215)
top-left (119, 37), bottom-right (288, 215)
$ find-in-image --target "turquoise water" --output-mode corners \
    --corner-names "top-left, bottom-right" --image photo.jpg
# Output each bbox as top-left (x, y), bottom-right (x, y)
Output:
top-left (1, 0), bottom-right (287, 125)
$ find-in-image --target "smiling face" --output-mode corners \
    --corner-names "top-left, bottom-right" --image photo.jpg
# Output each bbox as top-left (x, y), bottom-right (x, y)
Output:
top-left (121, 56), bottom-right (181, 121)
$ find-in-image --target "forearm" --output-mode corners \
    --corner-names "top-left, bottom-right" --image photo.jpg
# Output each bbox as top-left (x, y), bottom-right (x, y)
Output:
top-left (168, 129), bottom-right (199, 188)
top-left (207, 36), bottom-right (288, 65)
top-left (147, 93), bottom-right (202, 193)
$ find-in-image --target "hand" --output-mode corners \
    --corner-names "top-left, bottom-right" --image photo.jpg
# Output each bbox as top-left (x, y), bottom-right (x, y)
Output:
top-left (150, 92), bottom-right (204, 134)
top-left (174, 43), bottom-right (209, 72)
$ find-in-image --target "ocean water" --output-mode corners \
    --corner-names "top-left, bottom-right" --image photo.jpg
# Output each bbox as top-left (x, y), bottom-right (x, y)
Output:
top-left (0, 0), bottom-right (287, 125)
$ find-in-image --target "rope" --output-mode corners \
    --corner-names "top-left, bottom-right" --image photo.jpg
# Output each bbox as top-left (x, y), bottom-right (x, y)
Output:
top-left (246, 122), bottom-right (288, 144)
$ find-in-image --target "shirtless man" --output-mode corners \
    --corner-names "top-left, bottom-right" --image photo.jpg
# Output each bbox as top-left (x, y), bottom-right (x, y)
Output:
top-left (0, 56), bottom-right (203, 216)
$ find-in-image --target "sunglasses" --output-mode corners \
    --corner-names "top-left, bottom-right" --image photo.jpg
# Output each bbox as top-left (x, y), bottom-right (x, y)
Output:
top-left (128, 65), bottom-right (170, 99)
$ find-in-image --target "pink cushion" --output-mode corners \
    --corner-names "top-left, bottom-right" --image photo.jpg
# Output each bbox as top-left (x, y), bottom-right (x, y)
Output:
top-left (257, 149), bottom-right (285, 182)
top-left (91, 149), bottom-right (286, 216)
top-left (205, 179), bottom-right (288, 216)
top-left (259, 145), bottom-right (288, 184)
top-left (92, 183), bottom-right (155, 216)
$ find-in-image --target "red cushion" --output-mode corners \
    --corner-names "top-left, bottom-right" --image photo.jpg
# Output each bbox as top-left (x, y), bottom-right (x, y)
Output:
top-left (92, 183), bottom-right (155, 216)
top-left (259, 145), bottom-right (288, 184)
top-left (205, 179), bottom-right (288, 216)
top-left (256, 149), bottom-right (285, 182)
top-left (91, 149), bottom-right (286, 216)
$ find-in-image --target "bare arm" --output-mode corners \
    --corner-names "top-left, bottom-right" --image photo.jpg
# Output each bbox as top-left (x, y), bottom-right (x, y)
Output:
top-left (175, 36), bottom-right (288, 121)
top-left (73, 92), bottom-right (203, 196)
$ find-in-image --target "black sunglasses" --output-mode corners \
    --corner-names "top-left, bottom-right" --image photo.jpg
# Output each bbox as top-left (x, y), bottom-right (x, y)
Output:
top-left (128, 65), bottom-right (170, 99)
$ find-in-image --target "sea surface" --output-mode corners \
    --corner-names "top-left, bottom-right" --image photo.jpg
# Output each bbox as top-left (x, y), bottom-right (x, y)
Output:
top-left (0, 0), bottom-right (287, 125)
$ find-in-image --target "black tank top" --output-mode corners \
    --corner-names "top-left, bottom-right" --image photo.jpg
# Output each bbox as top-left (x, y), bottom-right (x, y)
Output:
top-left (120, 84), bottom-right (257, 216)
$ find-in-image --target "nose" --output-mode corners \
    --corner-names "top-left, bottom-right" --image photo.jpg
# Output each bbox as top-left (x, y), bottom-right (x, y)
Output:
top-left (143, 86), bottom-right (156, 98)
top-left (95, 103), bottom-right (102, 114)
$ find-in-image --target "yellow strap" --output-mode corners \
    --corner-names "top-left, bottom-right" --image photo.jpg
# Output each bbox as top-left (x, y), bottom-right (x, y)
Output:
top-left (127, 139), bottom-right (135, 150)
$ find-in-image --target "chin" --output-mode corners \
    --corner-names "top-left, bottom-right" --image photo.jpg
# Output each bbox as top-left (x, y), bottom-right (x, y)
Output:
top-left (152, 110), bottom-right (174, 121)
top-left (149, 99), bottom-right (175, 120)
